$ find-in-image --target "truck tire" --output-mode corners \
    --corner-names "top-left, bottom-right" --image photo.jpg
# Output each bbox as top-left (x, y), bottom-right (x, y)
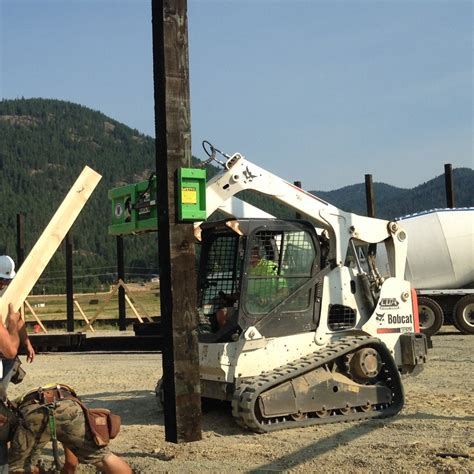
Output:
top-left (417, 297), bottom-right (444, 336)
top-left (453, 295), bottom-right (474, 335)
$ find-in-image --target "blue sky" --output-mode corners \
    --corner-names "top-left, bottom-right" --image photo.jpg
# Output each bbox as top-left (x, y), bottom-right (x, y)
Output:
top-left (0, 0), bottom-right (472, 191)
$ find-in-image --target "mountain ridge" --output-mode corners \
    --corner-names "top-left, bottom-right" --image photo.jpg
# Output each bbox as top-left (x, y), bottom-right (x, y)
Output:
top-left (0, 98), bottom-right (472, 292)
top-left (312, 168), bottom-right (473, 219)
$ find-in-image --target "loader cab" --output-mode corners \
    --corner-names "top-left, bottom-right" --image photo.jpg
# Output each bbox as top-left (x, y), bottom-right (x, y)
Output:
top-left (197, 218), bottom-right (323, 341)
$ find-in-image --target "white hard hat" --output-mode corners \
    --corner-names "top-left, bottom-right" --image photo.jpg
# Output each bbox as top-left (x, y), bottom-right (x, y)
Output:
top-left (0, 255), bottom-right (16, 280)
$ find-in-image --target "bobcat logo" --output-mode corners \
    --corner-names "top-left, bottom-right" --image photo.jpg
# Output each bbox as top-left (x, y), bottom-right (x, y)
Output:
top-left (376, 313), bottom-right (384, 324)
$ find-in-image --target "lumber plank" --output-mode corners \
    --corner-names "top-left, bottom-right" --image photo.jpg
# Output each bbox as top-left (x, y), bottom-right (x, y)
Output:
top-left (118, 279), bottom-right (153, 322)
top-left (124, 293), bottom-right (144, 323)
top-left (85, 286), bottom-right (117, 330)
top-left (24, 300), bottom-right (48, 333)
top-left (74, 299), bottom-right (95, 333)
top-left (0, 166), bottom-right (102, 322)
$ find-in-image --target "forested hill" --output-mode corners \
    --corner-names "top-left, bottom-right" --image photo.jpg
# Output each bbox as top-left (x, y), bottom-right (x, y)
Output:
top-left (0, 98), bottom-right (214, 292)
top-left (0, 98), bottom-right (472, 293)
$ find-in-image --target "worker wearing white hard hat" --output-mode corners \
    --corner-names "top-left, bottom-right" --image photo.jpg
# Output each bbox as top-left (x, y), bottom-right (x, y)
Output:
top-left (0, 256), bottom-right (35, 370)
top-left (0, 256), bottom-right (18, 367)
top-left (0, 256), bottom-right (20, 345)
top-left (0, 256), bottom-right (16, 281)
top-left (0, 255), bottom-right (24, 474)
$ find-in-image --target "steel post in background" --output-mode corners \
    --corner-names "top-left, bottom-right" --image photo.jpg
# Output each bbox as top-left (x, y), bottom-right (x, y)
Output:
top-left (364, 174), bottom-right (377, 257)
top-left (444, 163), bottom-right (455, 209)
top-left (152, 0), bottom-right (202, 443)
top-left (364, 174), bottom-right (376, 218)
top-left (16, 213), bottom-right (25, 268)
top-left (294, 181), bottom-right (302, 219)
top-left (116, 236), bottom-right (126, 331)
top-left (65, 232), bottom-right (74, 332)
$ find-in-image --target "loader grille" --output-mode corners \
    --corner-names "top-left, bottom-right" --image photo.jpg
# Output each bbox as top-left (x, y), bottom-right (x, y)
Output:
top-left (328, 304), bottom-right (356, 330)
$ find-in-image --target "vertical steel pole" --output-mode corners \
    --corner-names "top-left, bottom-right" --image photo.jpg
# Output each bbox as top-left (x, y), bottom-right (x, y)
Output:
top-left (364, 174), bottom-right (376, 218)
top-left (16, 213), bottom-right (25, 268)
top-left (116, 235), bottom-right (126, 331)
top-left (65, 232), bottom-right (74, 332)
top-left (444, 163), bottom-right (455, 209)
top-left (152, 0), bottom-right (202, 443)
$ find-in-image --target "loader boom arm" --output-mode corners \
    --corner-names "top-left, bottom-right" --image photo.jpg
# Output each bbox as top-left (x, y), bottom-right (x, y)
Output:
top-left (206, 153), bottom-right (407, 276)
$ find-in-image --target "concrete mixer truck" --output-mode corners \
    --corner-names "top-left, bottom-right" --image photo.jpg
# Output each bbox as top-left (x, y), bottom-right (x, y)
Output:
top-left (376, 208), bottom-right (474, 336)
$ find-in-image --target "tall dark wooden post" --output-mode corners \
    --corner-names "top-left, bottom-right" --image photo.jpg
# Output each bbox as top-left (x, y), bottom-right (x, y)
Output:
top-left (152, 0), bottom-right (202, 443)
top-left (16, 213), bottom-right (25, 268)
top-left (116, 236), bottom-right (126, 331)
top-left (65, 232), bottom-right (74, 332)
top-left (364, 174), bottom-right (375, 218)
top-left (294, 181), bottom-right (302, 219)
top-left (444, 163), bottom-right (455, 209)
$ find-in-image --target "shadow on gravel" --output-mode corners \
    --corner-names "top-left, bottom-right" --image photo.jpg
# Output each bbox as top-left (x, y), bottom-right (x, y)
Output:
top-left (200, 400), bottom-right (245, 436)
top-left (248, 410), bottom-right (474, 472)
top-left (80, 390), bottom-right (164, 426)
top-left (249, 418), bottom-right (391, 472)
top-left (120, 451), bottom-right (175, 462)
top-left (79, 391), bottom-right (241, 433)
top-left (77, 392), bottom-right (262, 435)
top-left (77, 391), bottom-right (474, 436)
top-left (398, 412), bottom-right (474, 422)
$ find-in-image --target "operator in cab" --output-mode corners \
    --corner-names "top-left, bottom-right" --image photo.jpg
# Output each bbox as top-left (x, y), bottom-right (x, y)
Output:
top-left (216, 245), bottom-right (288, 329)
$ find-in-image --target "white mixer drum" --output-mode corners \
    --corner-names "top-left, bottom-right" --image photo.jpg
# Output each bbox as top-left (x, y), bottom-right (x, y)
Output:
top-left (399, 208), bottom-right (474, 289)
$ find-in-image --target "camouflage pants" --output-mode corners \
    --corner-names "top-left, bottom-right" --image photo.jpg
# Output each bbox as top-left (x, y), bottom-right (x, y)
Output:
top-left (9, 399), bottom-right (110, 472)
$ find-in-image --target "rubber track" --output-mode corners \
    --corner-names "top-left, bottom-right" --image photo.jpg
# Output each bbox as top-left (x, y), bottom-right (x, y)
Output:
top-left (231, 335), bottom-right (404, 432)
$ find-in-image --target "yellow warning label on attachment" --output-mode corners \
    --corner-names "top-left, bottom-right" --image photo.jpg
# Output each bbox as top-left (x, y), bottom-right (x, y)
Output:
top-left (182, 187), bottom-right (197, 205)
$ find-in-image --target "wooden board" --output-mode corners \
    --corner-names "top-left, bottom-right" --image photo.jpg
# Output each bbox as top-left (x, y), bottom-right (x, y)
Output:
top-left (0, 166), bottom-right (102, 322)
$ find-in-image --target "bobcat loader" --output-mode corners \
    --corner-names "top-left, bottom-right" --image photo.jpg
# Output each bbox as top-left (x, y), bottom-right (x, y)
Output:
top-left (112, 142), bottom-right (428, 432)
top-left (194, 145), bottom-right (428, 432)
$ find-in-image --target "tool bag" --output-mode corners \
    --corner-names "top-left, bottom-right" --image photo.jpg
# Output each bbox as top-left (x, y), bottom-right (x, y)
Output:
top-left (70, 396), bottom-right (121, 447)
top-left (81, 407), bottom-right (121, 447)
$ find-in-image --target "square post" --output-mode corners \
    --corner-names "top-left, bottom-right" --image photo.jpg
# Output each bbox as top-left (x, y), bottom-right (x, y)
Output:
top-left (152, 0), bottom-right (202, 443)
top-left (65, 232), bottom-right (74, 332)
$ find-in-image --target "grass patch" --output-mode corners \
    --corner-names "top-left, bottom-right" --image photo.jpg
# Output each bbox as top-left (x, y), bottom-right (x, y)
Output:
top-left (26, 283), bottom-right (161, 325)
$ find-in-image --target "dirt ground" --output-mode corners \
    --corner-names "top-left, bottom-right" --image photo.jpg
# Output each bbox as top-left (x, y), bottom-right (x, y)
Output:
top-left (9, 327), bottom-right (473, 473)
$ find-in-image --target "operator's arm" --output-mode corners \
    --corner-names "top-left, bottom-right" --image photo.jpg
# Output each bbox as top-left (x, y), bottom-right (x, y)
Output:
top-left (0, 304), bottom-right (21, 359)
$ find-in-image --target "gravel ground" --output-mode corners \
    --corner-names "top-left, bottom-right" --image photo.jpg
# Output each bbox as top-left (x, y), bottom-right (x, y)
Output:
top-left (8, 327), bottom-right (473, 473)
